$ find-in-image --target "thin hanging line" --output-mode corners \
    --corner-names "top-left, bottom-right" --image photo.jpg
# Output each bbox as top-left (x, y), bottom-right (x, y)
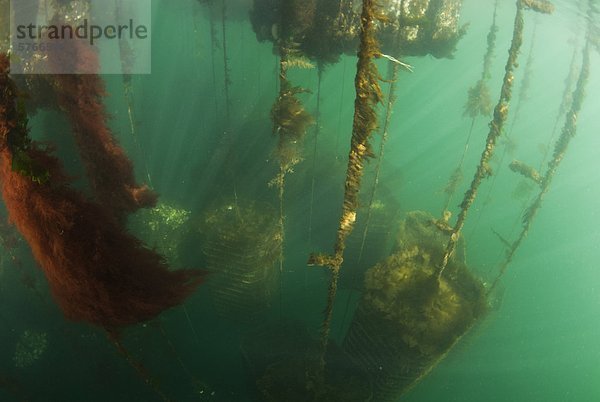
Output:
top-left (308, 66), bottom-right (323, 247)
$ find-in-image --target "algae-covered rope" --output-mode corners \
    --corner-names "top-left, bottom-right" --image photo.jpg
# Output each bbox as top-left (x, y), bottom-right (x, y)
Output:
top-left (338, 61), bottom-right (399, 339)
top-left (539, 45), bottom-right (579, 170)
top-left (308, 0), bottom-right (383, 375)
top-left (436, 0), bottom-right (554, 280)
top-left (490, 43), bottom-right (590, 293)
top-left (357, 62), bottom-right (398, 273)
top-left (275, 51), bottom-right (288, 278)
top-left (442, 0), bottom-right (498, 216)
top-left (470, 21), bottom-right (538, 234)
top-left (443, 0), bottom-right (498, 214)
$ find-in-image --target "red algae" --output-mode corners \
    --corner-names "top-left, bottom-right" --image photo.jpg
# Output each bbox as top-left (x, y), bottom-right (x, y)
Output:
top-left (0, 54), bottom-right (204, 329)
top-left (45, 24), bottom-right (156, 219)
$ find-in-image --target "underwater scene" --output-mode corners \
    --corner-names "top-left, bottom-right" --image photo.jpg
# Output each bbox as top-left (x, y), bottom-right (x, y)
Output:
top-left (0, 0), bottom-right (599, 401)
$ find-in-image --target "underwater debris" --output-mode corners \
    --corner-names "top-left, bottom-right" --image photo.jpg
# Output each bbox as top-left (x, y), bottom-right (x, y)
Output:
top-left (13, 330), bottom-right (48, 369)
top-left (379, 53), bottom-right (413, 72)
top-left (0, 54), bottom-right (204, 329)
top-left (509, 160), bottom-right (542, 184)
top-left (344, 211), bottom-right (485, 401)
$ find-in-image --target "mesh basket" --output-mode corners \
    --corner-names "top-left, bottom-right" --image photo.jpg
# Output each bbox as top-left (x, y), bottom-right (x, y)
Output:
top-left (202, 200), bottom-right (281, 323)
top-left (343, 211), bottom-right (486, 401)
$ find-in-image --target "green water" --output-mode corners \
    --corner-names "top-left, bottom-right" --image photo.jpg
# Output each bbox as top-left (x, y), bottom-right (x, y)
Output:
top-left (1, 0), bottom-right (599, 401)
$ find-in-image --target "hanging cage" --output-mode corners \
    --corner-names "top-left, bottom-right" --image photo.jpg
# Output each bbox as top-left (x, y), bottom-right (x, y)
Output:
top-left (343, 211), bottom-right (486, 401)
top-left (201, 199), bottom-right (281, 323)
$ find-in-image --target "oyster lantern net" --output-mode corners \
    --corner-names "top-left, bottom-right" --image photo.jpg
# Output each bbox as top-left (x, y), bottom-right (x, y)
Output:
top-left (202, 200), bottom-right (281, 323)
top-left (343, 211), bottom-right (486, 401)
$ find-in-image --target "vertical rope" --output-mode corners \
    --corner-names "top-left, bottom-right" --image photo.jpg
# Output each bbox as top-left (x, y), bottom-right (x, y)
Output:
top-left (490, 43), bottom-right (589, 292)
top-left (308, 0), bottom-right (383, 378)
top-left (270, 43), bottom-right (314, 318)
top-left (338, 61), bottom-right (399, 338)
top-left (308, 66), bottom-right (323, 246)
top-left (335, 59), bottom-right (347, 156)
top-left (221, 0), bottom-right (231, 121)
top-left (442, 117), bottom-right (476, 213)
top-left (106, 330), bottom-right (173, 402)
top-left (444, 0), bottom-right (498, 214)
top-left (205, 1), bottom-right (220, 118)
top-left (437, 0), bottom-right (554, 279)
top-left (474, 22), bottom-right (537, 220)
top-left (437, 0), bottom-right (526, 279)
